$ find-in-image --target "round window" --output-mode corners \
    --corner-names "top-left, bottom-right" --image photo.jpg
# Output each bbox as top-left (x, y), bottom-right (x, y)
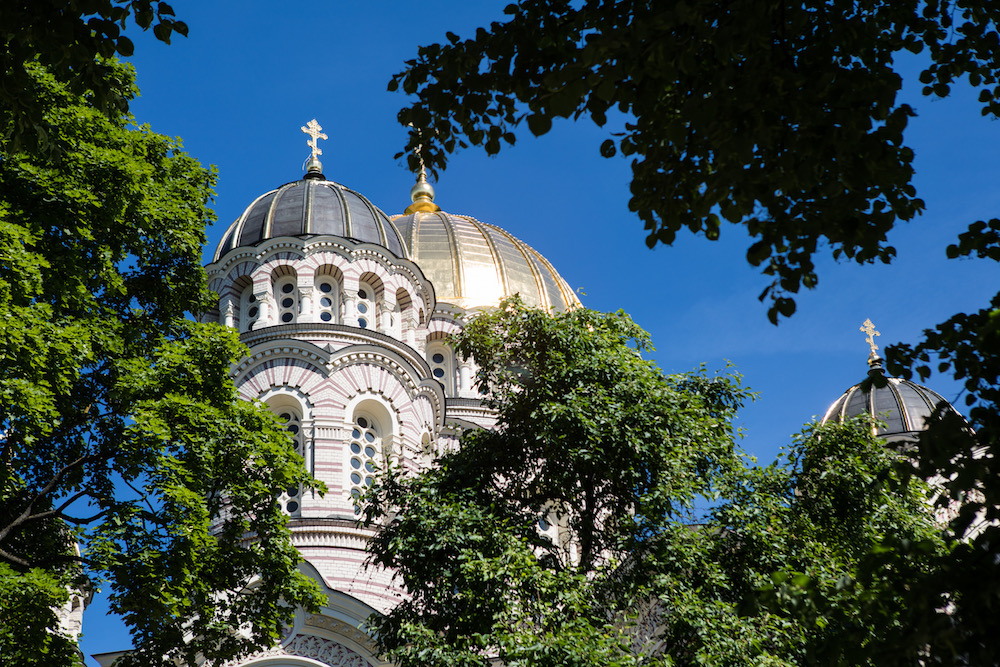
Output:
top-left (351, 472), bottom-right (362, 484)
top-left (432, 353), bottom-right (445, 364)
top-left (365, 446), bottom-right (376, 457)
top-left (281, 312), bottom-right (293, 323)
top-left (357, 417), bottom-right (368, 428)
top-left (433, 368), bottom-right (445, 378)
top-left (286, 500), bottom-right (299, 513)
top-left (248, 306), bottom-right (258, 318)
top-left (351, 458), bottom-right (362, 469)
top-left (286, 486), bottom-right (298, 497)
top-left (320, 312), bottom-right (332, 322)
top-left (365, 431), bottom-right (375, 443)
top-left (365, 461), bottom-right (375, 472)
top-left (320, 297), bottom-right (332, 307)
top-left (319, 282), bottom-right (332, 293)
top-left (281, 283), bottom-right (294, 294)
top-left (358, 318), bottom-right (368, 329)
top-left (358, 289), bottom-right (368, 300)
top-left (351, 442), bottom-right (361, 454)
top-left (280, 413), bottom-right (291, 421)
top-left (365, 476), bottom-right (374, 486)
top-left (282, 297), bottom-right (293, 308)
top-left (288, 425), bottom-right (299, 434)
top-left (357, 303), bottom-right (368, 314)
top-left (248, 294), bottom-right (256, 303)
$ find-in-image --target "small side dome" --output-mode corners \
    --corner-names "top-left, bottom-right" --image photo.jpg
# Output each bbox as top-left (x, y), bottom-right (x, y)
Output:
top-left (393, 210), bottom-right (579, 313)
top-left (214, 178), bottom-right (408, 261)
top-left (821, 355), bottom-right (957, 442)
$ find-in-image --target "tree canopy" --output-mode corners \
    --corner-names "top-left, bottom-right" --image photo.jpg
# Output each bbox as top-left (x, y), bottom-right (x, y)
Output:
top-left (0, 0), bottom-right (185, 150)
top-left (363, 299), bottom-right (946, 666)
top-left (0, 60), bottom-right (323, 666)
top-left (390, 0), bottom-right (1000, 322)
top-left (390, 3), bottom-right (1000, 659)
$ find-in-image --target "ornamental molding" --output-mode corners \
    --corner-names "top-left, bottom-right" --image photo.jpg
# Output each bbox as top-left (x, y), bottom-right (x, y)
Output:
top-left (220, 633), bottom-right (375, 667)
top-left (303, 615), bottom-right (375, 651)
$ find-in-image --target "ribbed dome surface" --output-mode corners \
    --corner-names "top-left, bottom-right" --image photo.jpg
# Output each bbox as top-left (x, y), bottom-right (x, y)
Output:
top-left (214, 178), bottom-right (407, 261)
top-left (821, 361), bottom-right (955, 439)
top-left (392, 211), bottom-right (579, 313)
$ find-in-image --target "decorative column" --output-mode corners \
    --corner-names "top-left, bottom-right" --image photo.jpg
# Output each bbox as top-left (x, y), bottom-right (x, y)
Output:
top-left (222, 298), bottom-right (236, 328)
top-left (299, 285), bottom-right (315, 323)
top-left (342, 289), bottom-right (359, 328)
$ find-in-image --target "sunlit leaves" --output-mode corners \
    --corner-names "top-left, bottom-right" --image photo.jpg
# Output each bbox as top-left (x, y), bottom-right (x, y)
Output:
top-left (0, 62), bottom-right (323, 666)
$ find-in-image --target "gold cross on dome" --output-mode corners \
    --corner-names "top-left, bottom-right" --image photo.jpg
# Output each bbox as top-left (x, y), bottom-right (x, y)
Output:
top-left (301, 119), bottom-right (327, 159)
top-left (860, 318), bottom-right (880, 355)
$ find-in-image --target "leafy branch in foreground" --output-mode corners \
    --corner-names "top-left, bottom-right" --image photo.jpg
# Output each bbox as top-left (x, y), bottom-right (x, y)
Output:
top-left (391, 0), bottom-right (1000, 322)
top-left (0, 60), bottom-right (323, 667)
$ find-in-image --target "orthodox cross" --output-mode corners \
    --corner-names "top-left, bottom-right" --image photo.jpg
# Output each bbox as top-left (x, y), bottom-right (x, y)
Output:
top-left (301, 119), bottom-right (327, 158)
top-left (860, 318), bottom-right (880, 355)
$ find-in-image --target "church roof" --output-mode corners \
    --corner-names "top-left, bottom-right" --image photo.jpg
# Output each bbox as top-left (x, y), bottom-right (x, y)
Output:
top-left (392, 208), bottom-right (579, 313)
top-left (213, 175), bottom-right (408, 261)
top-left (821, 355), bottom-right (955, 440)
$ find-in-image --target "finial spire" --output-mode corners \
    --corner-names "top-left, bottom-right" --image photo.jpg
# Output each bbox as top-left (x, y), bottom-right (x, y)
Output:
top-left (860, 318), bottom-right (882, 366)
top-left (404, 126), bottom-right (441, 214)
top-left (301, 119), bottom-right (327, 176)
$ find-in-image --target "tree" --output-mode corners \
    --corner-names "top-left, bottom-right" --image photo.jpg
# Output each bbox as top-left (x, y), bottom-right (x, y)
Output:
top-left (390, 3), bottom-right (1000, 659)
top-left (0, 60), bottom-right (323, 666)
top-left (390, 0), bottom-right (1000, 322)
top-left (0, 0), bottom-right (186, 150)
top-left (363, 298), bottom-right (752, 667)
top-left (363, 299), bottom-right (946, 666)
top-left (661, 419), bottom-right (948, 666)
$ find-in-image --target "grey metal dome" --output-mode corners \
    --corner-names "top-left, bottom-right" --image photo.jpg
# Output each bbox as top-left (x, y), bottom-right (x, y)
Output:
top-left (392, 210), bottom-right (580, 313)
top-left (821, 356), bottom-right (956, 440)
top-left (213, 176), bottom-right (408, 261)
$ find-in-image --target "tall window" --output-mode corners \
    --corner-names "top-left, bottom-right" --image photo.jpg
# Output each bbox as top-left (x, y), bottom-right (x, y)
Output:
top-left (274, 407), bottom-right (304, 516)
top-left (315, 273), bottom-right (339, 323)
top-left (348, 415), bottom-right (380, 513)
top-left (274, 276), bottom-right (298, 325)
top-left (427, 342), bottom-right (454, 395)
top-left (356, 281), bottom-right (376, 330)
top-left (239, 284), bottom-right (259, 332)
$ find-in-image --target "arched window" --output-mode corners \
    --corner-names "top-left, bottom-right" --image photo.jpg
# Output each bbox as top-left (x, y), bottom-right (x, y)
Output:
top-left (348, 414), bottom-right (381, 513)
top-left (239, 284), bottom-right (259, 332)
top-left (315, 272), bottom-right (340, 323)
top-left (356, 281), bottom-right (376, 330)
top-left (427, 342), bottom-right (455, 395)
top-left (274, 275), bottom-right (298, 325)
top-left (272, 404), bottom-right (304, 516)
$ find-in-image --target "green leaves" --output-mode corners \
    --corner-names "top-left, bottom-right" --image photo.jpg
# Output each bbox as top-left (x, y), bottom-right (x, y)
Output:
top-left (1, 61), bottom-right (323, 665)
top-left (365, 298), bottom-right (751, 667)
top-left (389, 0), bottom-right (1000, 321)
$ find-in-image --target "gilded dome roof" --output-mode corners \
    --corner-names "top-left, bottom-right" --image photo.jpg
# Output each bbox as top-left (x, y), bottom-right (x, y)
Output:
top-left (213, 176), bottom-right (408, 261)
top-left (821, 357), bottom-right (957, 440)
top-left (392, 210), bottom-right (580, 313)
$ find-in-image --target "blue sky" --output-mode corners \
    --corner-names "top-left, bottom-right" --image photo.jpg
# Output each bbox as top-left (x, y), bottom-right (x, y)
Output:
top-left (79, 2), bottom-right (1000, 661)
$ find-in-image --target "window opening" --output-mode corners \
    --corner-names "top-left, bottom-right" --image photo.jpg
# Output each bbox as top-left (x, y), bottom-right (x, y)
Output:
top-left (316, 276), bottom-right (339, 323)
top-left (275, 409), bottom-right (303, 515)
top-left (239, 284), bottom-right (259, 332)
top-left (274, 276), bottom-right (298, 325)
top-left (348, 415), bottom-right (380, 513)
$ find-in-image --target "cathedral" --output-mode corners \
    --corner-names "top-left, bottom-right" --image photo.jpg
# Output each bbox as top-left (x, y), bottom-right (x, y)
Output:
top-left (88, 123), bottom-right (958, 667)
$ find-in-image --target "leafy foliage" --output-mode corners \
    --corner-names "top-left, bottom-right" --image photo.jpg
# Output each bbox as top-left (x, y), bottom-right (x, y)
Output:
top-left (0, 61), bottom-right (323, 666)
top-left (364, 298), bottom-right (753, 667)
top-left (364, 301), bottom-right (947, 666)
top-left (0, 0), bottom-right (187, 151)
top-left (391, 0), bottom-right (1000, 321)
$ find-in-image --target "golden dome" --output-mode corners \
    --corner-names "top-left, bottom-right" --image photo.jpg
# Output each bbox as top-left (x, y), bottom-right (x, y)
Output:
top-left (393, 210), bottom-right (579, 313)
